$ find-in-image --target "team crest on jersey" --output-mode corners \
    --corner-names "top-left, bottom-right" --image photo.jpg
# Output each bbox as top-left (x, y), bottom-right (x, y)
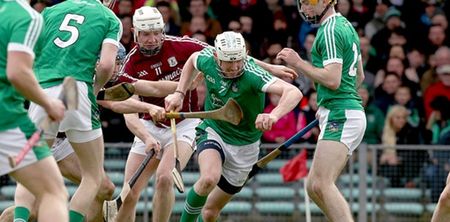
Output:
top-left (168, 56), bottom-right (178, 67)
top-left (231, 82), bottom-right (238, 92)
top-left (327, 121), bottom-right (340, 132)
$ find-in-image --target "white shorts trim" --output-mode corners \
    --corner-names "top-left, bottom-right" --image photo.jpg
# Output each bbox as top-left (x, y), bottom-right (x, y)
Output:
top-left (130, 119), bottom-right (200, 157)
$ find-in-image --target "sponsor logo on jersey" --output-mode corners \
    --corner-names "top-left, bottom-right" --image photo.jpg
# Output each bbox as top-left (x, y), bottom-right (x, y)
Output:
top-left (137, 70), bottom-right (148, 77)
top-left (206, 75), bottom-right (215, 84)
top-left (168, 56), bottom-right (178, 67)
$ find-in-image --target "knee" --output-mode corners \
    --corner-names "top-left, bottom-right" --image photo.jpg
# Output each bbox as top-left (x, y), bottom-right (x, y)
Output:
top-left (202, 207), bottom-right (220, 221)
top-left (306, 178), bottom-right (326, 199)
top-left (197, 175), bottom-right (220, 193)
top-left (154, 172), bottom-right (173, 190)
top-left (97, 177), bottom-right (115, 200)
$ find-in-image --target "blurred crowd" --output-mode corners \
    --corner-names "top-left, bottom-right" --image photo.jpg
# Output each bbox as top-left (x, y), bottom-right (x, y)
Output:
top-left (27, 0), bottom-right (450, 200)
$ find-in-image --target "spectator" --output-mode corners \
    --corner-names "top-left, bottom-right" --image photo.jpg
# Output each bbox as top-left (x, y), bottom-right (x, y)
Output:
top-left (423, 64), bottom-right (450, 119)
top-left (262, 93), bottom-right (298, 143)
top-left (421, 46), bottom-right (450, 93)
top-left (379, 105), bottom-right (426, 187)
top-left (119, 15), bottom-right (134, 52)
top-left (394, 85), bottom-right (421, 129)
top-left (374, 72), bottom-right (401, 114)
top-left (360, 85), bottom-right (384, 145)
top-left (365, 0), bottom-right (391, 40)
top-left (156, 1), bottom-right (181, 36)
top-left (296, 90), bottom-right (319, 144)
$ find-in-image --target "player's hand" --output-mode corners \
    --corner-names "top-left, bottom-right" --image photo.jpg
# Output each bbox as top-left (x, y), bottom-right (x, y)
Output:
top-left (148, 104), bottom-right (166, 122)
top-left (144, 136), bottom-right (161, 155)
top-left (45, 98), bottom-right (65, 122)
top-left (165, 93), bottom-right (184, 112)
top-left (276, 48), bottom-right (304, 68)
top-left (255, 113), bottom-right (279, 131)
top-left (267, 64), bottom-right (298, 80)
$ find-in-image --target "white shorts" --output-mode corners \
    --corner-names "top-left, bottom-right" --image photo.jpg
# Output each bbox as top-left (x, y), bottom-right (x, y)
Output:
top-left (0, 127), bottom-right (52, 175)
top-left (317, 107), bottom-right (366, 155)
top-left (198, 127), bottom-right (260, 187)
top-left (130, 119), bottom-right (200, 158)
top-left (28, 81), bottom-right (102, 143)
top-left (52, 137), bottom-right (74, 162)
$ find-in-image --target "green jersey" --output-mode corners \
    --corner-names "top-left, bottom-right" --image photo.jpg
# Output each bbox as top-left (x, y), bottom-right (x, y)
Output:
top-left (311, 13), bottom-right (363, 110)
top-left (195, 48), bottom-right (275, 145)
top-left (35, 0), bottom-right (122, 88)
top-left (0, 0), bottom-right (44, 131)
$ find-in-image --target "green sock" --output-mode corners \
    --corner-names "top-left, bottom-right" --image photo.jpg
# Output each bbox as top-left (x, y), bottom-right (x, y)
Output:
top-left (69, 210), bottom-right (85, 222)
top-left (14, 206), bottom-right (30, 222)
top-left (180, 188), bottom-right (208, 222)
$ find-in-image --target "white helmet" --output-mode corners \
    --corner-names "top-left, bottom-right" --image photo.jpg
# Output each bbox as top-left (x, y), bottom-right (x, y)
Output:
top-left (133, 6), bottom-right (165, 56)
top-left (214, 31), bottom-right (247, 62)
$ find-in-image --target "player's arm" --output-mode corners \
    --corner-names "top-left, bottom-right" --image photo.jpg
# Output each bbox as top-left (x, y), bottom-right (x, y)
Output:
top-left (133, 80), bottom-right (178, 97)
top-left (165, 52), bottom-right (200, 112)
top-left (265, 79), bottom-right (303, 121)
top-left (254, 58), bottom-right (298, 80)
top-left (7, 52), bottom-right (54, 111)
top-left (356, 57), bottom-right (365, 88)
top-left (95, 43), bottom-right (118, 95)
top-left (98, 95), bottom-right (165, 117)
top-left (124, 112), bottom-right (161, 153)
top-left (277, 48), bottom-right (342, 90)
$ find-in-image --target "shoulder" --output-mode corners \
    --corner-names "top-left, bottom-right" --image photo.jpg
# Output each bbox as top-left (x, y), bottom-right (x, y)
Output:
top-left (164, 35), bottom-right (209, 48)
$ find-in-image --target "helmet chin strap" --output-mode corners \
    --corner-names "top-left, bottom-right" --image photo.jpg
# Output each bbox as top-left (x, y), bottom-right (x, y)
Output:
top-left (300, 1), bottom-right (334, 24)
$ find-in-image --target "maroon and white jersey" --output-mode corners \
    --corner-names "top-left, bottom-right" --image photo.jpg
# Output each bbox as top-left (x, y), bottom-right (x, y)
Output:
top-left (117, 35), bottom-right (208, 124)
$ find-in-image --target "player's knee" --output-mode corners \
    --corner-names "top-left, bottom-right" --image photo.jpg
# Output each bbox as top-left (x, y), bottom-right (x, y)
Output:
top-left (202, 207), bottom-right (220, 221)
top-left (97, 177), bottom-right (115, 200)
top-left (154, 172), bottom-right (173, 190)
top-left (306, 178), bottom-right (326, 199)
top-left (198, 175), bottom-right (220, 192)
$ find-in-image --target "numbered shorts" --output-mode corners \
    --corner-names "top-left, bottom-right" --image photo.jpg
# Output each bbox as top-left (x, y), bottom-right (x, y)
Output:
top-left (52, 137), bottom-right (74, 162)
top-left (130, 119), bottom-right (200, 159)
top-left (28, 81), bottom-right (102, 143)
top-left (316, 107), bottom-right (366, 155)
top-left (0, 125), bottom-right (52, 175)
top-left (196, 127), bottom-right (259, 194)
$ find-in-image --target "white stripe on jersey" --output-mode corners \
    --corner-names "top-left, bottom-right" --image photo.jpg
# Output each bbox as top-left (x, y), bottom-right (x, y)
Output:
top-left (120, 46), bottom-right (138, 73)
top-left (16, 0), bottom-right (42, 50)
top-left (164, 35), bottom-right (210, 48)
top-left (324, 17), bottom-right (337, 61)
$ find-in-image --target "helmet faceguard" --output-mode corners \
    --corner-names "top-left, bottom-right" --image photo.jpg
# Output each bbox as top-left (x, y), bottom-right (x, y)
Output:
top-left (297, 0), bottom-right (337, 25)
top-left (133, 6), bottom-right (165, 56)
top-left (214, 31), bottom-right (247, 79)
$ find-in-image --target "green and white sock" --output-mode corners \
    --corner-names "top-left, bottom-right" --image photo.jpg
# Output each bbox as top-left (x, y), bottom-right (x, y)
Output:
top-left (69, 210), bottom-right (85, 222)
top-left (14, 206), bottom-right (30, 222)
top-left (180, 188), bottom-right (207, 222)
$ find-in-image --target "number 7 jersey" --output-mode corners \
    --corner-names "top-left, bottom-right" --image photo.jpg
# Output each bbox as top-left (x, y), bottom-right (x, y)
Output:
top-left (311, 13), bottom-right (363, 111)
top-left (34, 0), bottom-right (122, 88)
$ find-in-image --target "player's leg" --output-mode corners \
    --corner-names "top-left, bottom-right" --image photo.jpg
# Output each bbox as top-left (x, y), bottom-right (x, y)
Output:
top-left (115, 151), bottom-right (159, 222)
top-left (200, 187), bottom-right (233, 222)
top-left (151, 143), bottom-right (191, 221)
top-left (431, 173), bottom-right (450, 222)
top-left (0, 185), bottom-right (38, 222)
top-left (306, 140), bottom-right (352, 221)
top-left (10, 156), bottom-right (68, 222)
top-left (152, 119), bottom-right (197, 222)
top-left (199, 138), bottom-right (259, 222)
top-left (306, 108), bottom-right (365, 222)
top-left (56, 142), bottom-right (115, 222)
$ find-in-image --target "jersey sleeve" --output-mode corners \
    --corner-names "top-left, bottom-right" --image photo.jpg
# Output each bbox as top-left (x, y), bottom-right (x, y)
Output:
top-left (194, 47), bottom-right (215, 71)
top-left (8, 11), bottom-right (44, 59)
top-left (103, 11), bottom-right (122, 47)
top-left (246, 58), bottom-right (276, 93)
top-left (320, 22), bottom-right (344, 67)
